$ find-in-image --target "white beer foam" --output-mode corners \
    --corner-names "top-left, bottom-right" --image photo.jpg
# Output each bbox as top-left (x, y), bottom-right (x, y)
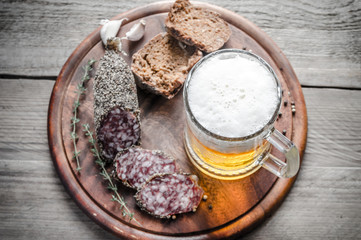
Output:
top-left (188, 52), bottom-right (278, 138)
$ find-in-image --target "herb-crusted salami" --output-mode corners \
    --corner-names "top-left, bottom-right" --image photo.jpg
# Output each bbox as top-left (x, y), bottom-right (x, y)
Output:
top-left (135, 173), bottom-right (204, 218)
top-left (115, 147), bottom-right (178, 189)
top-left (94, 50), bottom-right (140, 161)
top-left (97, 107), bottom-right (140, 160)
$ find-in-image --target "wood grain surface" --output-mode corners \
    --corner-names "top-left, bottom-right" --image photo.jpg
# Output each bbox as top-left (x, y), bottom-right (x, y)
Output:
top-left (48, 2), bottom-right (306, 238)
top-left (1, 0), bottom-right (360, 88)
top-left (1, 0), bottom-right (361, 239)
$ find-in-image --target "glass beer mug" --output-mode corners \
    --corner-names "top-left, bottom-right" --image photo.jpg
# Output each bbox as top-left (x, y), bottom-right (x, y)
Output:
top-left (183, 49), bottom-right (299, 180)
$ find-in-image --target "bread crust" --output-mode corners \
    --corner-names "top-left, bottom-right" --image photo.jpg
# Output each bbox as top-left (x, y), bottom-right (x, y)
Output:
top-left (131, 32), bottom-right (202, 99)
top-left (165, 0), bottom-right (231, 53)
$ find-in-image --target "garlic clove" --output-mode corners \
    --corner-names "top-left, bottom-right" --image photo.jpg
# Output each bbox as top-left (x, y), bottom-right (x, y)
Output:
top-left (100, 18), bottom-right (128, 46)
top-left (99, 19), bottom-right (109, 26)
top-left (124, 19), bottom-right (146, 41)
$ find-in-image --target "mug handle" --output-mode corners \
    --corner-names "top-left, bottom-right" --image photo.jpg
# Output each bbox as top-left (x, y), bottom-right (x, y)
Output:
top-left (261, 128), bottom-right (300, 178)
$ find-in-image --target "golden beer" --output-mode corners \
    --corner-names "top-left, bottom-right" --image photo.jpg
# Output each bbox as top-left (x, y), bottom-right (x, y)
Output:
top-left (184, 124), bottom-right (272, 179)
top-left (183, 49), bottom-right (289, 180)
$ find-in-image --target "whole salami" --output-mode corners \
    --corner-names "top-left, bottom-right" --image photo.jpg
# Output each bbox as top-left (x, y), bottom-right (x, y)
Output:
top-left (135, 173), bottom-right (204, 218)
top-left (93, 50), bottom-right (140, 161)
top-left (115, 147), bottom-right (178, 189)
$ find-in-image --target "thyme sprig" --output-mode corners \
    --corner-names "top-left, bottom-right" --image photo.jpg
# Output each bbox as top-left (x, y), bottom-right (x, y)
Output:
top-left (82, 123), bottom-right (141, 226)
top-left (70, 59), bottom-right (96, 172)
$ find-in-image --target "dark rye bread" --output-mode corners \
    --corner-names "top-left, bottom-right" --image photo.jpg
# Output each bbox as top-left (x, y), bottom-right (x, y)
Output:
top-left (165, 0), bottom-right (231, 53)
top-left (131, 32), bottom-right (202, 99)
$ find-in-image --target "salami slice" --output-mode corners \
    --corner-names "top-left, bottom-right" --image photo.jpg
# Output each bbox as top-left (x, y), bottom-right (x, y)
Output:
top-left (94, 50), bottom-right (140, 161)
top-left (135, 173), bottom-right (204, 218)
top-left (97, 107), bottom-right (140, 160)
top-left (115, 147), bottom-right (178, 189)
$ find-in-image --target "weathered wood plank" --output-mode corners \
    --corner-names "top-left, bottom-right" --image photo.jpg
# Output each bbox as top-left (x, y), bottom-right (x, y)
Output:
top-left (0, 78), bottom-right (361, 238)
top-left (302, 88), bottom-right (361, 168)
top-left (0, 159), bottom-right (118, 240)
top-left (1, 0), bottom-right (360, 88)
top-left (1, 79), bottom-right (360, 167)
top-left (243, 167), bottom-right (361, 240)
top-left (0, 79), bottom-right (53, 161)
top-left (1, 161), bottom-right (360, 239)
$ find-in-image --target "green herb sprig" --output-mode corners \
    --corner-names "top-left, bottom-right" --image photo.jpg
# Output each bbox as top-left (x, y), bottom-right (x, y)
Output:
top-left (71, 59), bottom-right (96, 172)
top-left (82, 123), bottom-right (141, 226)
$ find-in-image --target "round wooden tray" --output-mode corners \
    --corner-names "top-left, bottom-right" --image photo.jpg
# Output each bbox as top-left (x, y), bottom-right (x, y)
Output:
top-left (48, 1), bottom-right (307, 239)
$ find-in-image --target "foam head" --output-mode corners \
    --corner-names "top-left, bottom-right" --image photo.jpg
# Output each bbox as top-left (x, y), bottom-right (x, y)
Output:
top-left (187, 50), bottom-right (280, 138)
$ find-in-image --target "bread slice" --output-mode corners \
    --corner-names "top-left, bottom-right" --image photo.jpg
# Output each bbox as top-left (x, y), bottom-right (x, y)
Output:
top-left (131, 32), bottom-right (202, 99)
top-left (165, 0), bottom-right (231, 53)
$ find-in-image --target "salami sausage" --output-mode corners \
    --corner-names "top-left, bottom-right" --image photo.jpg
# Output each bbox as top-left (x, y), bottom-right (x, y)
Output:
top-left (115, 147), bottom-right (178, 189)
top-left (97, 107), bottom-right (140, 160)
top-left (94, 50), bottom-right (140, 161)
top-left (135, 173), bottom-right (204, 218)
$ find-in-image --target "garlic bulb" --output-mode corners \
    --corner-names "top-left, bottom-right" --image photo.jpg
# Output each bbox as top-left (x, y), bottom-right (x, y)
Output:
top-left (123, 19), bottom-right (146, 41)
top-left (99, 18), bottom-right (146, 55)
top-left (100, 18), bottom-right (128, 46)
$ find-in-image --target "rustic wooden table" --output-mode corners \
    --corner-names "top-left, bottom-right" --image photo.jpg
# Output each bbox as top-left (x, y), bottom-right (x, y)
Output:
top-left (1, 0), bottom-right (360, 239)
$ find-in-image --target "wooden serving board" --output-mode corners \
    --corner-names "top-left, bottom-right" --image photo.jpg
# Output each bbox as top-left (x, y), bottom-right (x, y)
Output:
top-left (48, 1), bottom-right (307, 239)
